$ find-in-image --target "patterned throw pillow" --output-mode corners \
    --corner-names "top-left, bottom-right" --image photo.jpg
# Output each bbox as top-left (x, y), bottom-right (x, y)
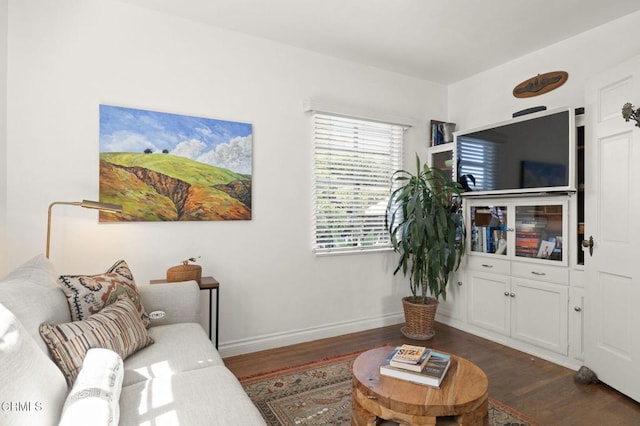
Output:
top-left (58, 259), bottom-right (149, 327)
top-left (39, 296), bottom-right (154, 386)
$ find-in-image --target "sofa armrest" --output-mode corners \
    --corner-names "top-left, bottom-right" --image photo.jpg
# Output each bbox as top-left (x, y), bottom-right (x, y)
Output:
top-left (137, 281), bottom-right (200, 326)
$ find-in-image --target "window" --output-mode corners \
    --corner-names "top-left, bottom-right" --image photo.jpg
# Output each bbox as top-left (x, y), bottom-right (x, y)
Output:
top-left (312, 113), bottom-right (404, 254)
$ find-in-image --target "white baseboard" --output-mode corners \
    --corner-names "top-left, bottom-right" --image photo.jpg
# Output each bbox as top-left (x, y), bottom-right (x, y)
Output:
top-left (437, 317), bottom-right (583, 371)
top-left (219, 312), bottom-right (404, 358)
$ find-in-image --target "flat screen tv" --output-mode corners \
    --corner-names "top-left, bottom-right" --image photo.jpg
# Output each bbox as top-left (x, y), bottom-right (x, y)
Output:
top-left (454, 107), bottom-right (576, 196)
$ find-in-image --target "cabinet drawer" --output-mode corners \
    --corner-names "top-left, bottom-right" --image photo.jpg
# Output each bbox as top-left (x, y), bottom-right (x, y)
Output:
top-left (512, 262), bottom-right (568, 285)
top-left (467, 257), bottom-right (510, 275)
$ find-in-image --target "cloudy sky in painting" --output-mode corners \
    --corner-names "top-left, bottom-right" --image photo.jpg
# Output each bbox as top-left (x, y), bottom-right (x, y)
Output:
top-left (99, 105), bottom-right (253, 174)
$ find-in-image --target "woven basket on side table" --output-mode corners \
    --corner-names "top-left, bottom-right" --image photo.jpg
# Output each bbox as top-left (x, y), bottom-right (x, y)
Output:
top-left (167, 261), bottom-right (202, 284)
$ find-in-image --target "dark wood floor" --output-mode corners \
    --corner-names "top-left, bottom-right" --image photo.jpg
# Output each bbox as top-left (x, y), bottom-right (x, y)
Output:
top-left (224, 322), bottom-right (640, 425)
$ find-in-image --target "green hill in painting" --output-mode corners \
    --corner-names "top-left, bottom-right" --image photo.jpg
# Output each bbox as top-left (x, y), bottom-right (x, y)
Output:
top-left (100, 152), bottom-right (251, 221)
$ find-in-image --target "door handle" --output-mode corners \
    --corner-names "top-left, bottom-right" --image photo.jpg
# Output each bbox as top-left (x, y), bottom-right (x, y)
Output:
top-left (582, 236), bottom-right (594, 256)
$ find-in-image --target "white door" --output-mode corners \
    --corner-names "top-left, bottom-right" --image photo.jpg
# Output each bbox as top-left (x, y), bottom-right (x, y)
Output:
top-left (584, 55), bottom-right (640, 402)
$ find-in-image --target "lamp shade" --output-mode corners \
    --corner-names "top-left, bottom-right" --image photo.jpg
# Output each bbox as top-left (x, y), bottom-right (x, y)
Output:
top-left (78, 200), bottom-right (122, 212)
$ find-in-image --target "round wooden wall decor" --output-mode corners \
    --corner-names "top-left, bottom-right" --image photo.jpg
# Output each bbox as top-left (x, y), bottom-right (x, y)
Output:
top-left (513, 71), bottom-right (568, 98)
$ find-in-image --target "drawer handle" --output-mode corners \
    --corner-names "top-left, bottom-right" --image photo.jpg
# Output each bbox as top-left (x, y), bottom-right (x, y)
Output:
top-left (481, 264), bottom-right (493, 268)
top-left (531, 271), bottom-right (546, 276)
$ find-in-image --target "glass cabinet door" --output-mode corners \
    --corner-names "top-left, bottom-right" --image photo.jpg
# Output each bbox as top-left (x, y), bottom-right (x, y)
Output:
top-left (468, 198), bottom-right (568, 264)
top-left (470, 205), bottom-right (508, 255)
top-left (428, 144), bottom-right (455, 183)
top-left (431, 150), bottom-right (453, 181)
top-left (515, 203), bottom-right (565, 262)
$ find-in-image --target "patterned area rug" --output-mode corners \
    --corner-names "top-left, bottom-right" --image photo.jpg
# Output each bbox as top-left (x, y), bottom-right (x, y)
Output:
top-left (240, 352), bottom-right (538, 426)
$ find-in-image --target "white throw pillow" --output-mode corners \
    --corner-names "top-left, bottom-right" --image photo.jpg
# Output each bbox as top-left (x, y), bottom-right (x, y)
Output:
top-left (58, 348), bottom-right (124, 426)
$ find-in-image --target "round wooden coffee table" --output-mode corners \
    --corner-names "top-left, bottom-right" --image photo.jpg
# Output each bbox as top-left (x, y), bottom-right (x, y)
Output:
top-left (351, 346), bottom-right (488, 425)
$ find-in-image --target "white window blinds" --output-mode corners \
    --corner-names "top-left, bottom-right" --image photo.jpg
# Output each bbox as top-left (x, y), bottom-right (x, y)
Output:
top-left (313, 113), bottom-right (404, 254)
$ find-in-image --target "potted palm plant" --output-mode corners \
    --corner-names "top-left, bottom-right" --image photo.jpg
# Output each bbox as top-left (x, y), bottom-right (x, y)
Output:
top-left (385, 155), bottom-right (466, 339)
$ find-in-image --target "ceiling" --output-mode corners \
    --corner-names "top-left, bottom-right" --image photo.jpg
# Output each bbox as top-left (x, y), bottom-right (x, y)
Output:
top-left (119, 0), bottom-right (640, 84)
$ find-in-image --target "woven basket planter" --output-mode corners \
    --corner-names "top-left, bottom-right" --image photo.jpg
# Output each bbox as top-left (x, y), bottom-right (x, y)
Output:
top-left (401, 296), bottom-right (439, 340)
top-left (167, 261), bottom-right (202, 284)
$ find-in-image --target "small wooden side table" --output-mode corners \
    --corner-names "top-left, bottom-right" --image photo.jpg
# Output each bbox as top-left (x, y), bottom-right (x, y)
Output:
top-left (150, 276), bottom-right (220, 349)
top-left (352, 346), bottom-right (488, 425)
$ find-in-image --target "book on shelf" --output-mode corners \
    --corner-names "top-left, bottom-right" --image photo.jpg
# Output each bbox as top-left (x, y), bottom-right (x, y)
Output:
top-left (389, 344), bottom-right (432, 372)
top-left (552, 236), bottom-right (563, 254)
top-left (516, 247), bottom-right (538, 257)
top-left (380, 349), bottom-right (452, 388)
top-left (515, 237), bottom-right (539, 248)
top-left (472, 225), bottom-right (507, 254)
top-left (516, 229), bottom-right (538, 236)
top-left (430, 121), bottom-right (447, 146)
top-left (515, 217), bottom-right (548, 229)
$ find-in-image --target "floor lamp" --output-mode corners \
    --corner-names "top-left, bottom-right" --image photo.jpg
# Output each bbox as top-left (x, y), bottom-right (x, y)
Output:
top-left (46, 200), bottom-right (123, 259)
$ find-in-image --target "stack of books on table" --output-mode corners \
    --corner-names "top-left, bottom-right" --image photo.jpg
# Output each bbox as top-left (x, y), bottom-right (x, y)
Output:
top-left (380, 344), bottom-right (452, 388)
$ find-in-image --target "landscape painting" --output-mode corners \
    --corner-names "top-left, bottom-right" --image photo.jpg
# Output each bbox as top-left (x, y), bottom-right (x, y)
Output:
top-left (99, 105), bottom-right (252, 222)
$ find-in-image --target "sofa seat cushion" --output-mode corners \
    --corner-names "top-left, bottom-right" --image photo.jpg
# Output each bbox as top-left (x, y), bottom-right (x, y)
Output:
top-left (40, 296), bottom-right (154, 386)
top-left (122, 322), bottom-right (224, 387)
top-left (119, 365), bottom-right (266, 426)
top-left (58, 259), bottom-right (149, 327)
top-left (0, 302), bottom-right (67, 426)
top-left (0, 254), bottom-right (70, 355)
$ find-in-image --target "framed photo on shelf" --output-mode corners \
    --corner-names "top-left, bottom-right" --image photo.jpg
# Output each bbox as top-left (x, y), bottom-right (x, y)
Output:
top-left (537, 240), bottom-right (555, 259)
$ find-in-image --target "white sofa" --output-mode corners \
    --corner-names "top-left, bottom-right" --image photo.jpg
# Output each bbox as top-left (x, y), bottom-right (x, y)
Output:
top-left (0, 255), bottom-right (265, 426)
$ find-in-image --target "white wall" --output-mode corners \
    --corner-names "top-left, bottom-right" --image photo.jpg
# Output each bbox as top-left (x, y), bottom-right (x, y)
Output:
top-left (449, 11), bottom-right (640, 129)
top-left (4, 0), bottom-right (447, 355)
top-left (0, 0), bottom-right (7, 274)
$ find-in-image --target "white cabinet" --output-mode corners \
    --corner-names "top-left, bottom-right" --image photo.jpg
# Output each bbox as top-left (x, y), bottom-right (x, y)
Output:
top-left (437, 272), bottom-right (466, 323)
top-left (464, 197), bottom-right (571, 357)
top-left (569, 285), bottom-right (585, 361)
top-left (467, 265), bottom-right (510, 335)
top-left (568, 268), bottom-right (586, 361)
top-left (466, 259), bottom-right (569, 355)
top-left (510, 277), bottom-right (568, 354)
